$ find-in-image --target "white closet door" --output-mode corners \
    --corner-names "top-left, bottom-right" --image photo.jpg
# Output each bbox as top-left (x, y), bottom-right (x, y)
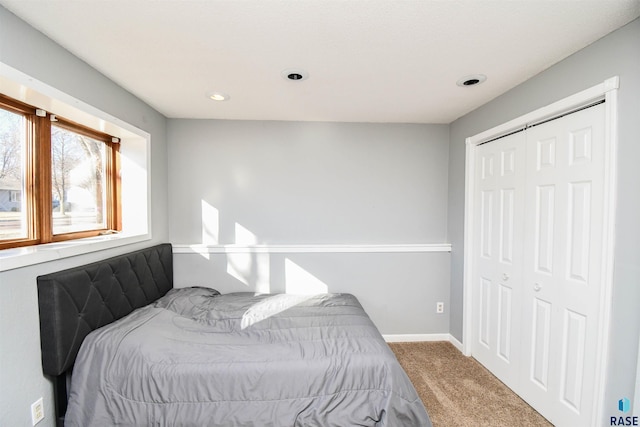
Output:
top-left (471, 131), bottom-right (526, 389)
top-left (519, 103), bottom-right (606, 426)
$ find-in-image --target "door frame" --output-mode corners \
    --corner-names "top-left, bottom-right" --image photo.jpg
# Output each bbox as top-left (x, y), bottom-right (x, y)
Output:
top-left (462, 76), bottom-right (619, 426)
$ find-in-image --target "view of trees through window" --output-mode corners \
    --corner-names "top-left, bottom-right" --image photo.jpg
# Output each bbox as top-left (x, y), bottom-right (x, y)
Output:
top-left (0, 108), bottom-right (26, 240)
top-left (51, 124), bottom-right (107, 235)
top-left (0, 95), bottom-right (117, 248)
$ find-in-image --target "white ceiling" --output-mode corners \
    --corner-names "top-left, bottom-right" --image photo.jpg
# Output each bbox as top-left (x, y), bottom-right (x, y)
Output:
top-left (1, 0), bottom-right (639, 124)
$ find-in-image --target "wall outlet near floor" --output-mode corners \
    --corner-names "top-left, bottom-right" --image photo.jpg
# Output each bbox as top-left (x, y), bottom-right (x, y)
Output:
top-left (31, 397), bottom-right (44, 425)
top-left (436, 302), bottom-right (444, 314)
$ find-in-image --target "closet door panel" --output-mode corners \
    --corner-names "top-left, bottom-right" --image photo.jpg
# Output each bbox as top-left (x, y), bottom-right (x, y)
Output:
top-left (471, 132), bottom-right (525, 389)
top-left (519, 103), bottom-right (605, 426)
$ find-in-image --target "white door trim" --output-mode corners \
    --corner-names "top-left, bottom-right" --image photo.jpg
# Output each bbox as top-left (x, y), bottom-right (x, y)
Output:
top-left (635, 335), bottom-right (640, 417)
top-left (462, 76), bottom-right (619, 426)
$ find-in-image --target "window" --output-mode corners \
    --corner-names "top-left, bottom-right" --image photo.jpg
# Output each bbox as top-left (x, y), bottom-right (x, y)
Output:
top-left (0, 94), bottom-right (121, 250)
top-left (0, 102), bottom-right (27, 242)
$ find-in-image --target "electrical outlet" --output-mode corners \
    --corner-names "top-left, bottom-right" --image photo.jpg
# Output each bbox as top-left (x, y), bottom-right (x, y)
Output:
top-left (436, 302), bottom-right (444, 314)
top-left (31, 397), bottom-right (44, 425)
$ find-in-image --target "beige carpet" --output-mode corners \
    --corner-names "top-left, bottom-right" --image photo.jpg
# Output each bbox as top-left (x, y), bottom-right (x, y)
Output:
top-left (389, 341), bottom-right (553, 427)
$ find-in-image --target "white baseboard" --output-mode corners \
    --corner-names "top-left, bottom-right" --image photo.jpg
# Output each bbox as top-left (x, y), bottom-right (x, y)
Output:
top-left (383, 333), bottom-right (463, 350)
top-left (449, 335), bottom-right (464, 353)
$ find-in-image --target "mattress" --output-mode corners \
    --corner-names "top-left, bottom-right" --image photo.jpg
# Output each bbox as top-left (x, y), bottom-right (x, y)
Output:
top-left (64, 287), bottom-right (431, 426)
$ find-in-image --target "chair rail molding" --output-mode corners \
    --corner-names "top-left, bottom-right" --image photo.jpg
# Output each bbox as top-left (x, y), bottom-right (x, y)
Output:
top-left (172, 243), bottom-right (452, 254)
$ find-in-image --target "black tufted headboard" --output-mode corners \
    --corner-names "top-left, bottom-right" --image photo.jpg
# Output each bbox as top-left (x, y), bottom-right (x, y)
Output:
top-left (36, 243), bottom-right (173, 425)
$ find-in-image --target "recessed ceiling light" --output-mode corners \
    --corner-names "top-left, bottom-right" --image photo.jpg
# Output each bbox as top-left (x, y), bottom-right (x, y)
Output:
top-left (456, 74), bottom-right (487, 87)
top-left (281, 68), bottom-right (309, 82)
top-left (206, 91), bottom-right (230, 101)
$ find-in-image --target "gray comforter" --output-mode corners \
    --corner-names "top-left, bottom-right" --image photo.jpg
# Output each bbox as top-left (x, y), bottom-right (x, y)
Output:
top-left (65, 287), bottom-right (431, 426)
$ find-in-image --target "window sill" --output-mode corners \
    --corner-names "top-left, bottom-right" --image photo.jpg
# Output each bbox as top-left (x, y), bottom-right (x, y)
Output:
top-left (0, 233), bottom-right (151, 272)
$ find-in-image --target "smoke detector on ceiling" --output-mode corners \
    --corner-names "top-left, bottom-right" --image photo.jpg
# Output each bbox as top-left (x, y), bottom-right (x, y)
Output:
top-left (456, 74), bottom-right (487, 87)
top-left (282, 68), bottom-right (309, 81)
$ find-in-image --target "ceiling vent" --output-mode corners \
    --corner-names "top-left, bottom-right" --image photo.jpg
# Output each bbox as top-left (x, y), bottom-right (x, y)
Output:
top-left (457, 74), bottom-right (487, 87)
top-left (282, 68), bottom-right (309, 82)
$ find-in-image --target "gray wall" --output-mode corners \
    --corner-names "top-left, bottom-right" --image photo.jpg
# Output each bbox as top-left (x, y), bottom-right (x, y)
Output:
top-left (168, 119), bottom-right (451, 334)
top-left (447, 18), bottom-right (640, 421)
top-left (168, 120), bottom-right (449, 245)
top-left (0, 7), bottom-right (169, 427)
top-left (173, 251), bottom-right (451, 335)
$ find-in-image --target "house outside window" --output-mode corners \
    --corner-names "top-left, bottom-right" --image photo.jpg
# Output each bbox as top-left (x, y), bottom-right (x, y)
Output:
top-left (9, 190), bottom-right (21, 203)
top-left (0, 94), bottom-right (121, 249)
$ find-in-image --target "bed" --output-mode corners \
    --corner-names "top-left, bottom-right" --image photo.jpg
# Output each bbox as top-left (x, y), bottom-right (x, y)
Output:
top-left (37, 243), bottom-right (431, 426)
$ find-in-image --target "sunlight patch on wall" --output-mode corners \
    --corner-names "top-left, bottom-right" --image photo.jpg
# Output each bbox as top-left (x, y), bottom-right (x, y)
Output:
top-left (227, 252), bottom-right (251, 286)
top-left (285, 258), bottom-right (328, 294)
top-left (234, 222), bottom-right (258, 244)
top-left (226, 222), bottom-right (270, 291)
top-left (254, 253), bottom-right (271, 294)
top-left (201, 200), bottom-right (219, 245)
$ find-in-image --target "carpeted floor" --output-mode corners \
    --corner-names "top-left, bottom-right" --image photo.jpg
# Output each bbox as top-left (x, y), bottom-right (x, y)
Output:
top-left (389, 341), bottom-right (553, 427)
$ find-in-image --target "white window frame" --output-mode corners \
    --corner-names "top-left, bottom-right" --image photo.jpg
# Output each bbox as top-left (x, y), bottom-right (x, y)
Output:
top-left (0, 63), bottom-right (152, 272)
